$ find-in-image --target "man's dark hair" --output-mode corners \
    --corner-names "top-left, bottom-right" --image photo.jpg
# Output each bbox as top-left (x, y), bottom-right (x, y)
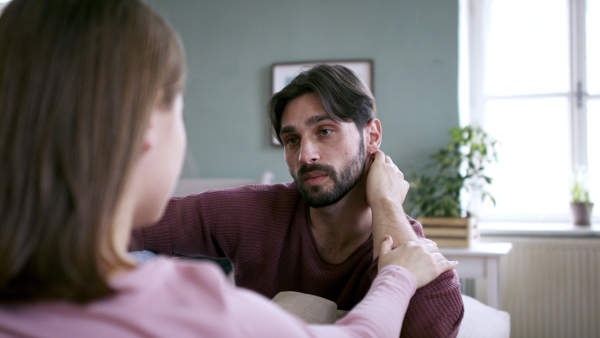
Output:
top-left (269, 64), bottom-right (376, 144)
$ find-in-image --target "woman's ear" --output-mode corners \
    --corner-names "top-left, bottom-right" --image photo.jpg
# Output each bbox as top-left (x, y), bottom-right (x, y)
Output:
top-left (365, 118), bottom-right (382, 153)
top-left (142, 112), bottom-right (159, 153)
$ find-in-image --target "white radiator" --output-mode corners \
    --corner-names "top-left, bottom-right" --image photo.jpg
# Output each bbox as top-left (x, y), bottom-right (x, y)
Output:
top-left (480, 237), bottom-right (600, 338)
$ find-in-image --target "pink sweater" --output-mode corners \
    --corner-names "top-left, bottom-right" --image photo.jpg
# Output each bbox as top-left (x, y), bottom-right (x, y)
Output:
top-left (0, 258), bottom-right (416, 337)
top-left (130, 183), bottom-right (463, 337)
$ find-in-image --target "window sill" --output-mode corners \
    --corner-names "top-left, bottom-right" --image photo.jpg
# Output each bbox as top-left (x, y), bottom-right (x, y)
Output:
top-left (479, 221), bottom-right (600, 238)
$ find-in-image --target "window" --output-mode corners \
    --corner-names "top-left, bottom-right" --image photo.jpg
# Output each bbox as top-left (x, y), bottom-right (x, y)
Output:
top-left (0, 1), bottom-right (10, 13)
top-left (460, 0), bottom-right (599, 222)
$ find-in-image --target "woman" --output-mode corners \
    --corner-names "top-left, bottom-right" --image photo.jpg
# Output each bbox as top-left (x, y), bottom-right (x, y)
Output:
top-left (0, 0), bottom-right (457, 336)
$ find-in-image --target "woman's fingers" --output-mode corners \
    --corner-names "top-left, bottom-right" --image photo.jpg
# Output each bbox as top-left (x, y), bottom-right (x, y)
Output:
top-left (439, 259), bottom-right (459, 272)
top-left (431, 252), bottom-right (446, 262)
top-left (377, 236), bottom-right (459, 287)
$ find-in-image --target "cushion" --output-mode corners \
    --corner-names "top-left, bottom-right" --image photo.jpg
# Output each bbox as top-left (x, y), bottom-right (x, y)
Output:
top-left (271, 291), bottom-right (338, 324)
top-left (457, 295), bottom-right (510, 338)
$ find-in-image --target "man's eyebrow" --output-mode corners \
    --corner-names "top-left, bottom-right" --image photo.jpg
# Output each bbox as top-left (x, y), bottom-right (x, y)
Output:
top-left (280, 125), bottom-right (296, 135)
top-left (280, 115), bottom-right (335, 136)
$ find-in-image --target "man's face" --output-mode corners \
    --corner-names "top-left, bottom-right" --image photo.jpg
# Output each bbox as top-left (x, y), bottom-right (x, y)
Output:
top-left (279, 93), bottom-right (367, 208)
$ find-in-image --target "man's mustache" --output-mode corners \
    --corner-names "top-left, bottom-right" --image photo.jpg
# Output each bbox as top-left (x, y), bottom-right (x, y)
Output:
top-left (297, 163), bottom-right (336, 178)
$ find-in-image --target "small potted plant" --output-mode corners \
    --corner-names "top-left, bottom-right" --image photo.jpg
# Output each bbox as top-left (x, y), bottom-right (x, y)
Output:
top-left (406, 124), bottom-right (498, 247)
top-left (570, 169), bottom-right (593, 226)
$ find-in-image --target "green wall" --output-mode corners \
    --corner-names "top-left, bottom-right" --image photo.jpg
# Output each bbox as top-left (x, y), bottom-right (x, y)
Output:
top-left (147, 0), bottom-right (459, 183)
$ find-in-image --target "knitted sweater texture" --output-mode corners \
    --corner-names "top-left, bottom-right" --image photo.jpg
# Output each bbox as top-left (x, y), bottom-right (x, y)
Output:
top-left (130, 183), bottom-right (464, 337)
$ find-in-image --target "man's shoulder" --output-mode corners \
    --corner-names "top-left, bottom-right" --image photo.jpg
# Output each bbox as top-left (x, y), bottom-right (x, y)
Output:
top-left (210, 182), bottom-right (299, 197)
top-left (198, 182), bottom-right (302, 210)
top-left (242, 182), bottom-right (299, 194)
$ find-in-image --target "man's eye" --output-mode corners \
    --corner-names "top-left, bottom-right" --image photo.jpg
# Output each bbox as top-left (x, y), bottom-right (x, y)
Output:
top-left (319, 129), bottom-right (332, 136)
top-left (285, 137), bottom-right (299, 145)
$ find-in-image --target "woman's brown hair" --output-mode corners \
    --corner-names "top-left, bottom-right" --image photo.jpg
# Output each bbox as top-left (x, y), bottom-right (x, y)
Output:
top-left (0, 0), bottom-right (185, 303)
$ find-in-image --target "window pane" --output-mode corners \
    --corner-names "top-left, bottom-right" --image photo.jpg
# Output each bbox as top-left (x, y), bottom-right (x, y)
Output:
top-left (480, 97), bottom-right (571, 221)
top-left (484, 0), bottom-right (570, 96)
top-left (588, 100), bottom-right (600, 206)
top-left (588, 0), bottom-right (600, 95)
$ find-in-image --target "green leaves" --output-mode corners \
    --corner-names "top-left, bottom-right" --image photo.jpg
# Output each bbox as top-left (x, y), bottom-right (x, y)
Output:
top-left (571, 168), bottom-right (592, 203)
top-left (406, 124), bottom-right (498, 218)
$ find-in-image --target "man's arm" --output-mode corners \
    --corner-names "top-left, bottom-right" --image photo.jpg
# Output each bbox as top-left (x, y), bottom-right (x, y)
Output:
top-left (402, 268), bottom-right (464, 338)
top-left (129, 193), bottom-right (224, 258)
top-left (400, 218), bottom-right (464, 337)
top-left (366, 152), bottom-right (464, 336)
top-left (366, 151), bottom-right (417, 258)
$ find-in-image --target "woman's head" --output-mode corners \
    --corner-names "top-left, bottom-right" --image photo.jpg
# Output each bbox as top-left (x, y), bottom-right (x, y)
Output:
top-left (0, 0), bottom-right (186, 303)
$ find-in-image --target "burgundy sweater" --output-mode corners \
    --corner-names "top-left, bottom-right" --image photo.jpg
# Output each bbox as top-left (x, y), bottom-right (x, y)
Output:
top-left (130, 183), bottom-right (464, 337)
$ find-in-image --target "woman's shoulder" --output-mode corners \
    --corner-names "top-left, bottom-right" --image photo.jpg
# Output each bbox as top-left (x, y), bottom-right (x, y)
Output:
top-left (104, 259), bottom-right (244, 335)
top-left (113, 258), bottom-right (310, 336)
top-left (116, 258), bottom-right (229, 293)
top-left (0, 259), bottom-right (240, 337)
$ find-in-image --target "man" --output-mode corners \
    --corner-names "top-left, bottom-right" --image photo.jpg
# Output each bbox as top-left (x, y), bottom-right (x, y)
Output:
top-left (130, 64), bottom-right (464, 337)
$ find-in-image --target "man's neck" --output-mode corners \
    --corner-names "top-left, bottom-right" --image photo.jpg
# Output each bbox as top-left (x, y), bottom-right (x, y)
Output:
top-left (308, 181), bottom-right (373, 264)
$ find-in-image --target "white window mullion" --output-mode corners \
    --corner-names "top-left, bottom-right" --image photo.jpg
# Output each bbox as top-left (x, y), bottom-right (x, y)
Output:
top-left (570, 0), bottom-right (588, 172)
top-left (464, 0), bottom-right (491, 127)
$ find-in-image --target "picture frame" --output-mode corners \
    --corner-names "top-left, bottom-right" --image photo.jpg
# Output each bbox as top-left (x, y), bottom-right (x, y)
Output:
top-left (270, 59), bottom-right (374, 145)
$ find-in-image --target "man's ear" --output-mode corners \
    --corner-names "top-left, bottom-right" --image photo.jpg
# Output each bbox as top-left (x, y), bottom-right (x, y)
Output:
top-left (365, 118), bottom-right (382, 153)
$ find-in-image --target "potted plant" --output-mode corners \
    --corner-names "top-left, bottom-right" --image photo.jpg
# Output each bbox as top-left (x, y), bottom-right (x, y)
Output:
top-left (406, 124), bottom-right (498, 247)
top-left (570, 170), bottom-right (593, 226)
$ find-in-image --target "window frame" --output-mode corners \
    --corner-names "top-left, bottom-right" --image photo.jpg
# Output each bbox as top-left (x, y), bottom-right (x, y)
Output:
top-left (460, 0), bottom-right (598, 223)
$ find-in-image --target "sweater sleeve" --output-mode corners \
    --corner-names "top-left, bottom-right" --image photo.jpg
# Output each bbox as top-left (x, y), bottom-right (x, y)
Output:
top-left (129, 193), bottom-right (224, 258)
top-left (399, 217), bottom-right (464, 338)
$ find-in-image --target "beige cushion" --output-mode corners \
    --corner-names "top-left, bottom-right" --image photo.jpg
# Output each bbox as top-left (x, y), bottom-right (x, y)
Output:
top-left (457, 295), bottom-right (510, 338)
top-left (271, 291), bottom-right (338, 324)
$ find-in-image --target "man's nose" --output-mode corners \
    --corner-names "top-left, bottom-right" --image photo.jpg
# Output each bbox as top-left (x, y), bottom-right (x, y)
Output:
top-left (299, 138), bottom-right (320, 164)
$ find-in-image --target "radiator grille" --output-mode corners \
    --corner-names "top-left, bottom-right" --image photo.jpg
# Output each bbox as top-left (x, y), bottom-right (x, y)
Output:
top-left (482, 237), bottom-right (600, 338)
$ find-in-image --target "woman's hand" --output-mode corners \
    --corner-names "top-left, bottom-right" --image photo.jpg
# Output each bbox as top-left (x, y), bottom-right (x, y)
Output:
top-left (378, 236), bottom-right (458, 288)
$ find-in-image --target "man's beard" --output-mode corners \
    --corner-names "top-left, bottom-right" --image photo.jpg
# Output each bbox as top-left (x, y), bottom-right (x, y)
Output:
top-left (292, 140), bottom-right (367, 208)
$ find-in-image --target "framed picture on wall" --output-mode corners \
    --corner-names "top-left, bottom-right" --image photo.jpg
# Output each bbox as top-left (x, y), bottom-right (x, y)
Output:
top-left (270, 59), bottom-right (374, 145)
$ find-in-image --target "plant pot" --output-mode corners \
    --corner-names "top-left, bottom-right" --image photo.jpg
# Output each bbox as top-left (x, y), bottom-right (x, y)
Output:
top-left (417, 216), bottom-right (479, 247)
top-left (570, 202), bottom-right (594, 226)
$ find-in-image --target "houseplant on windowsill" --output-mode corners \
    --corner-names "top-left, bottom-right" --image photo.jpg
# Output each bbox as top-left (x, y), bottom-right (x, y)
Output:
top-left (405, 125), bottom-right (498, 247)
top-left (570, 170), bottom-right (594, 226)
